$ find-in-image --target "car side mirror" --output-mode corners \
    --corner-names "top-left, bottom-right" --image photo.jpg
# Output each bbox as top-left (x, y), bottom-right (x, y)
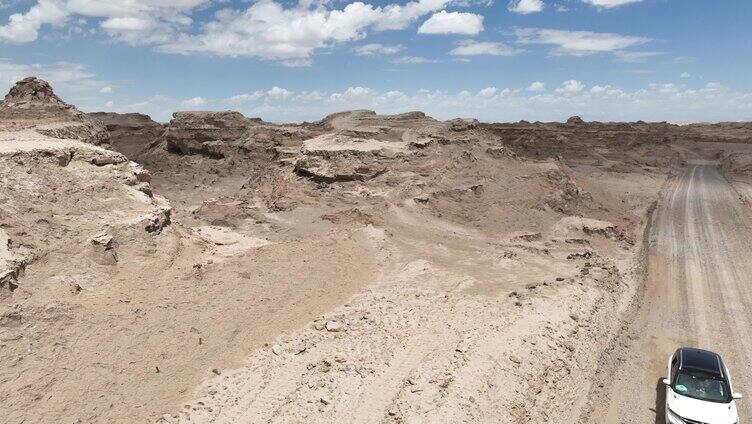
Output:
top-left (662, 378), bottom-right (670, 386)
top-left (733, 393), bottom-right (743, 400)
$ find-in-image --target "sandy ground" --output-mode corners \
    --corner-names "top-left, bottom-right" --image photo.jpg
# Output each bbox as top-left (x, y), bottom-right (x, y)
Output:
top-left (9, 77), bottom-right (746, 424)
top-left (583, 155), bottom-right (752, 423)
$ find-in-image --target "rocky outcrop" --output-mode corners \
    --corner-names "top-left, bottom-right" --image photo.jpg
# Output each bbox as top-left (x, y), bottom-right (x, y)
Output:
top-left (1, 77), bottom-right (109, 146)
top-left (3, 77), bottom-right (69, 109)
top-left (293, 133), bottom-right (405, 183)
top-left (162, 111), bottom-right (253, 157)
top-left (151, 111), bottom-right (313, 160)
top-left (88, 112), bottom-right (163, 159)
top-left (566, 116), bottom-right (584, 126)
top-left (0, 228), bottom-right (29, 296)
top-left (553, 216), bottom-right (627, 242)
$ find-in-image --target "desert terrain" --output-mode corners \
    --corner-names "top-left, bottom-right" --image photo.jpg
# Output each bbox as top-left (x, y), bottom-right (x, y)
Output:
top-left (2, 77), bottom-right (752, 423)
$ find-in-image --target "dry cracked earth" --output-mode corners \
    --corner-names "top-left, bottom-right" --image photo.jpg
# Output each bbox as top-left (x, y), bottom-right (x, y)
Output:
top-left (2, 77), bottom-right (752, 423)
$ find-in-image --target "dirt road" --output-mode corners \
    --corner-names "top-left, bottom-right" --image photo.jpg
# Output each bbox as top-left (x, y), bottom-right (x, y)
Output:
top-left (591, 161), bottom-right (752, 423)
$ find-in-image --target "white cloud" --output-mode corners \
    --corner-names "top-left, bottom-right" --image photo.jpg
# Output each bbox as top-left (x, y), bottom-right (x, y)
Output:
top-left (417, 11), bottom-right (484, 35)
top-left (65, 0), bottom-right (207, 18)
top-left (100, 86), bottom-right (113, 94)
top-left (0, 59), bottom-right (103, 94)
top-left (477, 86), bottom-right (498, 98)
top-left (279, 58), bottom-right (312, 68)
top-left (514, 28), bottom-right (650, 56)
top-left (581, 0), bottom-right (643, 8)
top-left (507, 0), bottom-right (544, 14)
top-left (589, 85), bottom-right (624, 96)
top-left (528, 81), bottom-right (546, 92)
top-left (101, 16), bottom-right (151, 31)
top-left (267, 86), bottom-right (293, 100)
top-left (0, 0), bottom-right (206, 44)
top-left (680, 72), bottom-right (691, 79)
top-left (613, 50), bottom-right (662, 62)
top-left (449, 40), bottom-right (520, 56)
top-left (0, 0), bottom-right (68, 43)
top-left (224, 91), bottom-right (264, 105)
top-left (105, 100), bottom-right (114, 108)
top-left (160, 0), bottom-right (450, 61)
top-left (556, 79), bottom-right (584, 93)
top-left (180, 96), bottom-right (207, 107)
top-left (332, 86), bottom-right (375, 101)
top-left (354, 43), bottom-right (405, 55)
top-left (704, 82), bottom-right (724, 91)
top-left (392, 56), bottom-right (439, 64)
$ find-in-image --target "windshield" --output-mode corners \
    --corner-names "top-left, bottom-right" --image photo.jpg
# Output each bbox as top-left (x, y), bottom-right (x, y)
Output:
top-left (673, 370), bottom-right (732, 403)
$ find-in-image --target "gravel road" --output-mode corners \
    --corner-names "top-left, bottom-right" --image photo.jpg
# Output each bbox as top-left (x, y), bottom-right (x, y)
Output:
top-left (593, 161), bottom-right (752, 423)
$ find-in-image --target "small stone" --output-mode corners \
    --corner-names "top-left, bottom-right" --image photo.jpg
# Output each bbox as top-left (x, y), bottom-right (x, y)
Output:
top-left (313, 320), bottom-right (326, 331)
top-left (320, 395), bottom-right (331, 405)
top-left (569, 313), bottom-right (580, 321)
top-left (325, 321), bottom-right (343, 332)
top-left (509, 355), bottom-right (522, 364)
top-left (272, 344), bottom-right (283, 355)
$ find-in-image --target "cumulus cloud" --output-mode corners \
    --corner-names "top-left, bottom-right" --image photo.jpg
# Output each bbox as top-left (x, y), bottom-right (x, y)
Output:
top-left (477, 87), bottom-right (498, 98)
top-left (160, 0), bottom-right (451, 60)
top-left (589, 85), bottom-right (624, 96)
top-left (224, 91), bottom-right (264, 105)
top-left (267, 86), bottom-right (293, 100)
top-left (449, 40), bottom-right (520, 56)
top-left (180, 96), bottom-right (207, 107)
top-left (581, 0), bottom-right (643, 8)
top-left (417, 11), bottom-right (484, 35)
top-left (556, 79), bottom-right (584, 93)
top-left (507, 0), bottom-right (544, 14)
top-left (0, 0), bottom-right (68, 43)
top-left (680, 72), bottom-right (691, 79)
top-left (528, 81), bottom-right (546, 92)
top-left (65, 0), bottom-right (207, 18)
top-left (0, 0), bottom-right (451, 63)
top-left (514, 28), bottom-right (651, 56)
top-left (354, 43), bottom-right (405, 55)
top-left (0, 0), bottom-right (205, 44)
top-left (99, 86), bottom-right (113, 93)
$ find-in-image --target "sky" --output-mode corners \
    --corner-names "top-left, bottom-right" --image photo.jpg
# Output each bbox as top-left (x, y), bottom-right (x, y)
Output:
top-left (0, 0), bottom-right (750, 123)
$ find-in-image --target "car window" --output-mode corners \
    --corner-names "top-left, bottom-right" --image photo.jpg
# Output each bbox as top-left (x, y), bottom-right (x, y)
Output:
top-left (670, 356), bottom-right (679, 381)
top-left (674, 371), bottom-right (731, 403)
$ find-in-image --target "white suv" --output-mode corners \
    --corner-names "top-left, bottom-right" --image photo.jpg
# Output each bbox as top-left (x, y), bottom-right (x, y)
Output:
top-left (664, 348), bottom-right (742, 424)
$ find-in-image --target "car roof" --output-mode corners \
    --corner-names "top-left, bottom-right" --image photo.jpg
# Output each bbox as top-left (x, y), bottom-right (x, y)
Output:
top-left (677, 347), bottom-right (725, 378)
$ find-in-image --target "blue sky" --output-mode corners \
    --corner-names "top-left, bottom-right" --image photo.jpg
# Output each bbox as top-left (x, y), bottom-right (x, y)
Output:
top-left (0, 0), bottom-right (750, 122)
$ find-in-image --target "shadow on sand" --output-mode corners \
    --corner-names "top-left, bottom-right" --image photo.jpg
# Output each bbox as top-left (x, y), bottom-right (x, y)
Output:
top-left (653, 378), bottom-right (667, 424)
